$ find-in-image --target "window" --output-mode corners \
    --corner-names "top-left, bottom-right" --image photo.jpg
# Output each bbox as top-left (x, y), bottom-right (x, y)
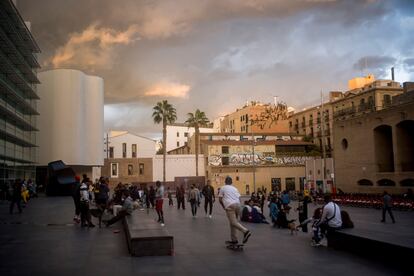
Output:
top-left (377, 179), bottom-right (395, 186)
top-left (122, 143), bottom-right (127, 158)
top-left (132, 144), bottom-right (137, 158)
top-left (184, 132), bottom-right (188, 137)
top-left (222, 146), bottom-right (229, 154)
top-left (128, 164), bottom-right (133, 175)
top-left (139, 163), bottom-right (144, 175)
top-left (177, 132), bottom-right (180, 137)
top-left (111, 163), bottom-right (118, 177)
top-left (177, 141), bottom-right (180, 147)
top-left (358, 179), bottom-right (373, 186)
top-left (109, 147), bottom-right (114, 158)
top-left (222, 156), bottom-right (230, 165)
top-left (400, 179), bottom-right (414, 187)
top-left (341, 138), bottom-right (348, 150)
top-left (285, 178), bottom-right (296, 191)
top-left (236, 176), bottom-right (239, 181)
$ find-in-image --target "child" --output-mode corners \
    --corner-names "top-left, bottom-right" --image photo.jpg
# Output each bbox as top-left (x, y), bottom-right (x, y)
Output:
top-left (297, 207), bottom-right (323, 246)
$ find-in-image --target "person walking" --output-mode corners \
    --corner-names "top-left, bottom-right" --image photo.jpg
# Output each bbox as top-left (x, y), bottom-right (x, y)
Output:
top-left (381, 191), bottom-right (396, 223)
top-left (155, 181), bottom-right (165, 226)
top-left (297, 192), bottom-right (311, 232)
top-left (189, 184), bottom-right (200, 218)
top-left (9, 179), bottom-right (23, 214)
top-left (79, 179), bottom-right (95, 228)
top-left (176, 184), bottom-right (186, 210)
top-left (167, 187), bottom-right (173, 206)
top-left (72, 176), bottom-right (81, 223)
top-left (202, 180), bottom-right (215, 218)
top-left (219, 176), bottom-right (251, 245)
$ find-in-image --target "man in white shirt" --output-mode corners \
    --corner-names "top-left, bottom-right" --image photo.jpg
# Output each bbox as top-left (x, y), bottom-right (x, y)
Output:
top-left (316, 194), bottom-right (342, 245)
top-left (219, 176), bottom-right (251, 245)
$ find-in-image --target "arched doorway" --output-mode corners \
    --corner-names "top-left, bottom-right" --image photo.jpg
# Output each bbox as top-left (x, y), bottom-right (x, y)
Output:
top-left (396, 120), bottom-right (414, 172)
top-left (374, 125), bottom-right (394, 172)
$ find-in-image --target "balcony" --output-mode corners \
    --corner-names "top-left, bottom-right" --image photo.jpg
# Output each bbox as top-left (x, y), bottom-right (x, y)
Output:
top-left (358, 103), bottom-right (375, 112)
top-left (333, 107), bottom-right (356, 118)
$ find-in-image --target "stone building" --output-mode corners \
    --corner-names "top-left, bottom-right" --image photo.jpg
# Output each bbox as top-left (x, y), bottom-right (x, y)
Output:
top-left (199, 133), bottom-right (315, 194)
top-left (103, 131), bottom-right (156, 185)
top-left (333, 83), bottom-right (414, 193)
top-left (219, 101), bottom-right (289, 134)
top-left (288, 92), bottom-right (343, 157)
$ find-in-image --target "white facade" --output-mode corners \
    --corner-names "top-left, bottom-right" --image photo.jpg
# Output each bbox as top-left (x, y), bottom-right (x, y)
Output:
top-left (37, 69), bottom-right (104, 166)
top-left (166, 124), bottom-right (214, 152)
top-left (106, 131), bottom-right (156, 159)
top-left (153, 155), bottom-right (205, 182)
top-left (305, 158), bottom-right (335, 193)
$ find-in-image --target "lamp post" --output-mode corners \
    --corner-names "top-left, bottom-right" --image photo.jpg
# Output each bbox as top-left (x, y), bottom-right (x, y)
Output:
top-left (252, 131), bottom-right (256, 193)
top-left (320, 91), bottom-right (327, 193)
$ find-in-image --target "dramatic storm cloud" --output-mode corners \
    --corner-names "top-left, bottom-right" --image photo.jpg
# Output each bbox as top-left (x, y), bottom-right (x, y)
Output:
top-left (18, 0), bottom-right (414, 138)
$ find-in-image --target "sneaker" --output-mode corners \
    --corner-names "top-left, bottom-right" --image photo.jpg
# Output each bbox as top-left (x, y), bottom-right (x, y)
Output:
top-left (243, 231), bottom-right (252, 244)
top-left (161, 223), bottom-right (165, 227)
top-left (225, 240), bottom-right (238, 245)
top-left (88, 223), bottom-right (95, 228)
top-left (209, 215), bottom-right (212, 219)
top-left (311, 242), bottom-right (321, 247)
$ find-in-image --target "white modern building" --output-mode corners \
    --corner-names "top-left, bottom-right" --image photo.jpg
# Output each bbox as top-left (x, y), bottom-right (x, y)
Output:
top-left (37, 69), bottom-right (104, 179)
top-left (105, 131), bottom-right (156, 159)
top-left (166, 123), bottom-right (214, 152)
top-left (153, 155), bottom-right (205, 182)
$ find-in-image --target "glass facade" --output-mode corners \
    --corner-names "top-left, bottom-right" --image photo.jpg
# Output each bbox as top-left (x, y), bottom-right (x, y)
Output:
top-left (0, 1), bottom-right (40, 187)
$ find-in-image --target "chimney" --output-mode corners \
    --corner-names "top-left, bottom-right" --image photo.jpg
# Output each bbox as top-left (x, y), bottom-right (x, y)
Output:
top-left (391, 67), bottom-right (395, 81)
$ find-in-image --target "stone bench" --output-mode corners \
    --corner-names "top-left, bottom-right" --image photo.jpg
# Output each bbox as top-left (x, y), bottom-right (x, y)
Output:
top-left (328, 228), bottom-right (414, 266)
top-left (123, 211), bottom-right (174, 257)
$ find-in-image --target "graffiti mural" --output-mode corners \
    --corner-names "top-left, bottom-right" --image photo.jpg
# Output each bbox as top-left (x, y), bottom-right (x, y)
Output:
top-left (208, 153), bottom-right (313, 166)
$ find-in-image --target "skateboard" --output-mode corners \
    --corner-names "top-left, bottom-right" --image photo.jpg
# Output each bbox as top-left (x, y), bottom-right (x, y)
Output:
top-left (226, 242), bottom-right (244, 250)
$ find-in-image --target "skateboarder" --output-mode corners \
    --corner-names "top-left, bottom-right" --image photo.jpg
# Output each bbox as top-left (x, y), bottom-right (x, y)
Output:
top-left (219, 176), bottom-right (251, 247)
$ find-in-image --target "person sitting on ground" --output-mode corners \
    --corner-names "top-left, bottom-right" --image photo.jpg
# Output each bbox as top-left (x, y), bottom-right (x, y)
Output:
top-left (105, 190), bottom-right (134, 227)
top-left (275, 206), bottom-right (295, 228)
top-left (241, 200), bottom-right (268, 224)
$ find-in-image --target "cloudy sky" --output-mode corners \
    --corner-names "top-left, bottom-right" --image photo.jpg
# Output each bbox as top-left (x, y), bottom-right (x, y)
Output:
top-left (18, 0), bottom-right (414, 138)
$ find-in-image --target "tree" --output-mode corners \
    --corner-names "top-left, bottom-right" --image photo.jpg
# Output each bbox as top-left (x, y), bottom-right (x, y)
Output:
top-left (185, 109), bottom-right (209, 176)
top-left (152, 100), bottom-right (177, 183)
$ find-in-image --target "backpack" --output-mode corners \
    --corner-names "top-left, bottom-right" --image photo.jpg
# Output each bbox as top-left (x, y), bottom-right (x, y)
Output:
top-left (340, 210), bottom-right (354, 228)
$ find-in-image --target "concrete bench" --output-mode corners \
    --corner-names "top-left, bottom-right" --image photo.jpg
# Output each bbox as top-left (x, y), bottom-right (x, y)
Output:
top-left (123, 212), bottom-right (174, 257)
top-left (328, 228), bottom-right (414, 265)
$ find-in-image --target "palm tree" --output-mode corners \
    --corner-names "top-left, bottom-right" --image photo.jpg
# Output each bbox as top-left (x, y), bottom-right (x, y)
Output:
top-left (185, 109), bottom-right (209, 176)
top-left (152, 100), bottom-right (177, 184)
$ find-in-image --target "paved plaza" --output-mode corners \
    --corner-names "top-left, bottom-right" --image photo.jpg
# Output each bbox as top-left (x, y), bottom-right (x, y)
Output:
top-left (0, 196), bottom-right (413, 276)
